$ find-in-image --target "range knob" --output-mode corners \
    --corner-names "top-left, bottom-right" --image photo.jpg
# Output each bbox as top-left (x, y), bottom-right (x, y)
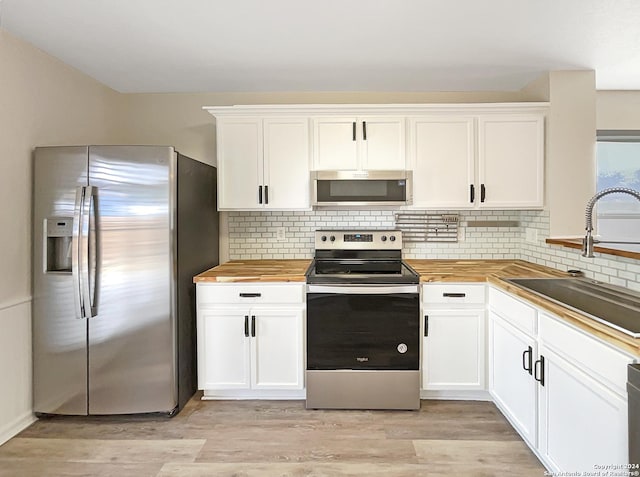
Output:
top-left (389, 235), bottom-right (396, 242)
top-left (321, 235), bottom-right (327, 242)
top-left (381, 235), bottom-right (387, 242)
top-left (330, 235), bottom-right (336, 242)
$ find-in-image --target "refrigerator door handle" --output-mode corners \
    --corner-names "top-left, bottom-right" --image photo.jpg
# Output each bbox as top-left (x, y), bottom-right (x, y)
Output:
top-left (79, 186), bottom-right (94, 318)
top-left (72, 186), bottom-right (86, 319)
top-left (86, 186), bottom-right (99, 317)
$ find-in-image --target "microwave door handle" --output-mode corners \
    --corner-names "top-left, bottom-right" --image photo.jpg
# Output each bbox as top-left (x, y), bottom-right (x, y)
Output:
top-left (71, 186), bottom-right (86, 319)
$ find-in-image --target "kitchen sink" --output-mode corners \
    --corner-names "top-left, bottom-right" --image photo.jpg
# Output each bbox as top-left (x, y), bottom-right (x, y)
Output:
top-left (505, 277), bottom-right (640, 338)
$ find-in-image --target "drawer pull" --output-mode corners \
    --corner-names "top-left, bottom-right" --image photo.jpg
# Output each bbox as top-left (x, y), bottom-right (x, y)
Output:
top-left (443, 292), bottom-right (466, 298)
top-left (239, 293), bottom-right (262, 298)
top-left (522, 346), bottom-right (533, 375)
top-left (534, 355), bottom-right (545, 387)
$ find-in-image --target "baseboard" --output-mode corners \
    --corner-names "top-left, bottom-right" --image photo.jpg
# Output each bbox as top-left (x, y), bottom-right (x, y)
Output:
top-left (420, 389), bottom-right (492, 401)
top-left (0, 411), bottom-right (36, 447)
top-left (202, 389), bottom-right (306, 400)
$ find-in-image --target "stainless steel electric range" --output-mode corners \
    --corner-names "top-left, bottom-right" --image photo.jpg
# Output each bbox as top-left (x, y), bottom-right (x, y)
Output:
top-left (305, 230), bottom-right (420, 410)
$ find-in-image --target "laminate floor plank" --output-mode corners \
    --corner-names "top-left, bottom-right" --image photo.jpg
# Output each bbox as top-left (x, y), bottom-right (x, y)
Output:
top-left (0, 461), bottom-right (162, 477)
top-left (0, 397), bottom-right (547, 477)
top-left (0, 437), bottom-right (205, 463)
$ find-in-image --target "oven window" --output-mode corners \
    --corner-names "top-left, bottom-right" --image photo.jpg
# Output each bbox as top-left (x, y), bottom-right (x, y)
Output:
top-left (317, 179), bottom-right (406, 202)
top-left (306, 293), bottom-right (419, 370)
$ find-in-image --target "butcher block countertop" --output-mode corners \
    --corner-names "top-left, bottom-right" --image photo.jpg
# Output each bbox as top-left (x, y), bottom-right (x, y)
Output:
top-left (193, 259), bottom-right (312, 283)
top-left (194, 258), bottom-right (639, 355)
top-left (405, 259), bottom-right (569, 282)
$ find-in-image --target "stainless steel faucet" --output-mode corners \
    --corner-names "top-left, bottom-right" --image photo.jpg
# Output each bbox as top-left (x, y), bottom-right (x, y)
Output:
top-left (582, 187), bottom-right (640, 257)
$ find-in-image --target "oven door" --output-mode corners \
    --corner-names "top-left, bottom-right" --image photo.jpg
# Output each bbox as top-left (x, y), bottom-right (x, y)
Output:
top-left (306, 285), bottom-right (420, 371)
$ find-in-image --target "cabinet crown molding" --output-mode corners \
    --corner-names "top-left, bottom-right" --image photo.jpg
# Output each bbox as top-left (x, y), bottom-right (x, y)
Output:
top-left (203, 103), bottom-right (549, 117)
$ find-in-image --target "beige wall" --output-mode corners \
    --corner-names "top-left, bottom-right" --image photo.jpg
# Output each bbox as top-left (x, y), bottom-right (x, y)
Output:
top-left (120, 90), bottom-right (529, 166)
top-left (546, 71), bottom-right (597, 237)
top-left (597, 91), bottom-right (640, 130)
top-left (0, 30), bottom-right (123, 444)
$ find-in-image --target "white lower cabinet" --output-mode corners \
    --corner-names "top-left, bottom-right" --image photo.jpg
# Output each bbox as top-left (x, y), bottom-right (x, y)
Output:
top-left (538, 345), bottom-right (628, 473)
top-left (488, 286), bottom-right (634, 472)
top-left (488, 311), bottom-right (537, 446)
top-left (422, 284), bottom-right (486, 396)
top-left (196, 283), bottom-right (305, 398)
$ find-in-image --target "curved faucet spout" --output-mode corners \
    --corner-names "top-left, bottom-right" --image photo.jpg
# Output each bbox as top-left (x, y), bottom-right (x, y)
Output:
top-left (582, 187), bottom-right (640, 257)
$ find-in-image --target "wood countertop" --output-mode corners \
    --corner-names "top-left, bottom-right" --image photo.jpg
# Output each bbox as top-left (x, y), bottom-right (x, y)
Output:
top-left (405, 259), bottom-right (570, 282)
top-left (193, 259), bottom-right (312, 283)
top-left (194, 258), bottom-right (639, 356)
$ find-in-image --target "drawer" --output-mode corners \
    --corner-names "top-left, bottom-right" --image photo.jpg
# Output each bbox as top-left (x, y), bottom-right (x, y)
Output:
top-left (539, 312), bottom-right (634, 396)
top-left (197, 283), bottom-right (305, 305)
top-left (423, 283), bottom-right (485, 305)
top-left (488, 287), bottom-right (536, 336)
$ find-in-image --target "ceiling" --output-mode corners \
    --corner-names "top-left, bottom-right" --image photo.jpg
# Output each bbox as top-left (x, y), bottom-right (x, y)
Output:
top-left (2, 0), bottom-right (640, 94)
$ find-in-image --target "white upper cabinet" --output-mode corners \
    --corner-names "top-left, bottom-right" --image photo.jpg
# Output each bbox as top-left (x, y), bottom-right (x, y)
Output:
top-left (205, 104), bottom-right (546, 210)
top-left (409, 117), bottom-right (475, 208)
top-left (216, 116), bottom-right (310, 210)
top-left (312, 116), bottom-right (406, 171)
top-left (217, 118), bottom-right (263, 210)
top-left (263, 118), bottom-right (311, 209)
top-left (409, 111), bottom-right (545, 209)
top-left (477, 114), bottom-right (544, 208)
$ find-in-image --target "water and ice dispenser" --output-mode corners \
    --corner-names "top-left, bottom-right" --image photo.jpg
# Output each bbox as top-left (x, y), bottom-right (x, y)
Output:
top-left (45, 217), bottom-right (73, 273)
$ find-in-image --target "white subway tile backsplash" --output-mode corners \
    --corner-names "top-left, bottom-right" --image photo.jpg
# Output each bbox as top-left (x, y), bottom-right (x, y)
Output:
top-left (226, 208), bottom-right (639, 288)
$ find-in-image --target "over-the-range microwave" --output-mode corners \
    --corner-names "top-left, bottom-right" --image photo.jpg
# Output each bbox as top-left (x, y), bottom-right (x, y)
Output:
top-left (311, 170), bottom-right (412, 207)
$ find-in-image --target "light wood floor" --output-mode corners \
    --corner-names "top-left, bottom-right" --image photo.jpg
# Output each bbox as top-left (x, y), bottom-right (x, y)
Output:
top-left (0, 395), bottom-right (546, 476)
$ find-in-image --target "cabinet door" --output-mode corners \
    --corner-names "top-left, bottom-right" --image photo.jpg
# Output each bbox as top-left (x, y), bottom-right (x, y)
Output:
top-left (360, 117), bottom-right (406, 170)
top-left (217, 118), bottom-right (263, 209)
top-left (312, 117), bottom-right (358, 170)
top-left (422, 309), bottom-right (485, 390)
top-left (488, 311), bottom-right (537, 446)
top-left (263, 118), bottom-right (310, 209)
top-left (409, 117), bottom-right (475, 208)
top-left (251, 307), bottom-right (304, 390)
top-left (538, 345), bottom-right (629, 472)
top-left (197, 308), bottom-right (251, 390)
top-left (477, 115), bottom-right (544, 208)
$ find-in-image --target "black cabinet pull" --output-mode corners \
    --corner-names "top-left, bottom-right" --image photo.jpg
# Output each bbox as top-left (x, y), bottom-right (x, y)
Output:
top-left (470, 184), bottom-right (475, 203)
top-left (480, 183), bottom-right (486, 203)
top-left (239, 292), bottom-right (261, 298)
top-left (534, 355), bottom-right (545, 386)
top-left (424, 315), bottom-right (429, 337)
top-left (352, 122), bottom-right (356, 141)
top-left (522, 346), bottom-right (533, 375)
top-left (443, 293), bottom-right (466, 298)
top-left (362, 121), bottom-right (367, 140)
top-left (258, 185), bottom-right (263, 204)
top-left (251, 316), bottom-right (256, 337)
top-left (244, 315), bottom-right (249, 337)
top-left (264, 185), bottom-right (269, 204)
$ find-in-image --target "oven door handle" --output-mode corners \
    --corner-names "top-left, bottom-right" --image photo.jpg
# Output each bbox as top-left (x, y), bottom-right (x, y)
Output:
top-left (306, 285), bottom-right (419, 294)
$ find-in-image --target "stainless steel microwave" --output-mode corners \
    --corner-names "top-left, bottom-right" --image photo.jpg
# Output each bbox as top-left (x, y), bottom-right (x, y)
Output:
top-left (312, 170), bottom-right (412, 207)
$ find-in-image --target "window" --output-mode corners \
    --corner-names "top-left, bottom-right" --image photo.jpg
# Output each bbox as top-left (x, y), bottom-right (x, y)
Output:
top-left (596, 131), bottom-right (640, 252)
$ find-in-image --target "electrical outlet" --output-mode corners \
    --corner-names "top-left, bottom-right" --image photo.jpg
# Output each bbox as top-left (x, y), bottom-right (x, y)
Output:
top-left (525, 228), bottom-right (538, 243)
top-left (276, 227), bottom-right (286, 241)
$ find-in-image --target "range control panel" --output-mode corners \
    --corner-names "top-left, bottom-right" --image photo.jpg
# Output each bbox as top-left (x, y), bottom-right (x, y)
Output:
top-left (314, 230), bottom-right (402, 250)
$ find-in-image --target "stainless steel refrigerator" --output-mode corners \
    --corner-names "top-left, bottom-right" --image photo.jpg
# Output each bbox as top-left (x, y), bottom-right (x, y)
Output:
top-left (32, 145), bottom-right (218, 416)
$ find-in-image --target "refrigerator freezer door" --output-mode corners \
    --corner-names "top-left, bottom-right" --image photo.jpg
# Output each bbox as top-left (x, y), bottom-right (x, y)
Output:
top-left (87, 146), bottom-right (177, 414)
top-left (33, 146), bottom-right (89, 415)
